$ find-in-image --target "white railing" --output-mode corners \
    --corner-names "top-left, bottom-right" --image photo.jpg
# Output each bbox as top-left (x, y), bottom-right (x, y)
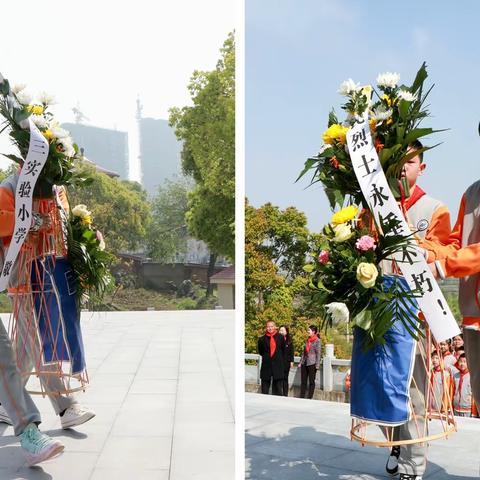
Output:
top-left (245, 343), bottom-right (351, 392)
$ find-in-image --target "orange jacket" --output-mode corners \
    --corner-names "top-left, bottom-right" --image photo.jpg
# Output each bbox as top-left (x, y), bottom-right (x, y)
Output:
top-left (421, 193), bottom-right (480, 329)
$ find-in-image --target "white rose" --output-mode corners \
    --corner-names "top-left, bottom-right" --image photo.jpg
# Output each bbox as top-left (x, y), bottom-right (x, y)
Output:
top-left (333, 223), bottom-right (353, 242)
top-left (325, 302), bottom-right (349, 324)
top-left (397, 89), bottom-right (417, 102)
top-left (338, 78), bottom-right (359, 96)
top-left (376, 72), bottom-right (400, 88)
top-left (12, 83), bottom-right (27, 94)
top-left (356, 262), bottom-right (379, 288)
top-left (72, 204), bottom-right (91, 219)
top-left (16, 90), bottom-right (32, 105)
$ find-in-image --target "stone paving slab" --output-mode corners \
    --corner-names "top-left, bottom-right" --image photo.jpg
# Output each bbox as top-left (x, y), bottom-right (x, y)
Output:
top-left (246, 392), bottom-right (480, 479)
top-left (0, 310), bottom-right (234, 480)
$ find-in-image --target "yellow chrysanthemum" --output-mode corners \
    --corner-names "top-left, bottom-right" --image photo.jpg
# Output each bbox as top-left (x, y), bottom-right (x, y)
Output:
top-left (382, 94), bottom-right (397, 108)
top-left (369, 118), bottom-right (376, 132)
top-left (42, 129), bottom-right (54, 141)
top-left (331, 205), bottom-right (358, 225)
top-left (322, 124), bottom-right (349, 145)
top-left (26, 104), bottom-right (44, 115)
top-left (81, 215), bottom-right (93, 226)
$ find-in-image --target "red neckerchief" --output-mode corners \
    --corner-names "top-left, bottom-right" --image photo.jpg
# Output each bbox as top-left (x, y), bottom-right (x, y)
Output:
top-left (265, 331), bottom-right (276, 358)
top-left (305, 334), bottom-right (318, 354)
top-left (405, 185), bottom-right (426, 211)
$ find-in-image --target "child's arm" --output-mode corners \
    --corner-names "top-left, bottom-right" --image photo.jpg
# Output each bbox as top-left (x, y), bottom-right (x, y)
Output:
top-left (425, 195), bottom-right (480, 277)
top-left (424, 205), bottom-right (452, 246)
top-left (0, 186), bottom-right (15, 238)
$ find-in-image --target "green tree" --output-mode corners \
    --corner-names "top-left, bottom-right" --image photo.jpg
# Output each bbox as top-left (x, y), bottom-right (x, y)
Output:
top-left (245, 200), bottom-right (353, 358)
top-left (245, 201), bottom-right (310, 352)
top-left (146, 176), bottom-right (191, 263)
top-left (69, 162), bottom-right (151, 254)
top-left (169, 32), bottom-right (235, 292)
top-left (0, 163), bottom-right (18, 182)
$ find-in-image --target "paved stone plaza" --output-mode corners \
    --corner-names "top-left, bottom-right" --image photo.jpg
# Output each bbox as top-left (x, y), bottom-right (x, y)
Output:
top-left (246, 392), bottom-right (480, 479)
top-left (0, 310), bottom-right (234, 480)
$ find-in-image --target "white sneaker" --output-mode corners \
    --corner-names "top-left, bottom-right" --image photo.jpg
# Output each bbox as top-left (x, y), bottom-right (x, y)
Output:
top-left (60, 405), bottom-right (95, 429)
top-left (0, 404), bottom-right (13, 425)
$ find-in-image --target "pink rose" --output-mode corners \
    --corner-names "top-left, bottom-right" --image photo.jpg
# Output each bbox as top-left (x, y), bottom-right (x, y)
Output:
top-left (355, 235), bottom-right (376, 252)
top-left (318, 250), bottom-right (330, 264)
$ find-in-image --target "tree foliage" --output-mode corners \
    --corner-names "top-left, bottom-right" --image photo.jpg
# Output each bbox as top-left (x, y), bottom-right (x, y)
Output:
top-left (245, 200), bottom-right (353, 358)
top-left (169, 32), bottom-right (235, 260)
top-left (146, 175), bottom-right (191, 263)
top-left (68, 162), bottom-right (151, 254)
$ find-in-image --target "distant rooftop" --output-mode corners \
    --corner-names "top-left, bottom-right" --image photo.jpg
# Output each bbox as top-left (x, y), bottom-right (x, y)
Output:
top-left (211, 265), bottom-right (235, 283)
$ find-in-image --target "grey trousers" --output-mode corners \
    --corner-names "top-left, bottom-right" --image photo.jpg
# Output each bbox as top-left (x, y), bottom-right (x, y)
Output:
top-left (13, 295), bottom-right (77, 415)
top-left (463, 328), bottom-right (480, 412)
top-left (0, 318), bottom-right (41, 436)
top-left (392, 349), bottom-right (428, 476)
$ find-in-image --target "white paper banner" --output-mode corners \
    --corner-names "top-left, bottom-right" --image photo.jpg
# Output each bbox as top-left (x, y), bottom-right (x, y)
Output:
top-left (346, 118), bottom-right (460, 342)
top-left (0, 117), bottom-right (49, 291)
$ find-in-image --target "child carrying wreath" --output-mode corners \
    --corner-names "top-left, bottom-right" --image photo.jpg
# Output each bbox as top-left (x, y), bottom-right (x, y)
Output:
top-left (0, 76), bottom-right (111, 465)
top-left (299, 64), bottom-right (459, 480)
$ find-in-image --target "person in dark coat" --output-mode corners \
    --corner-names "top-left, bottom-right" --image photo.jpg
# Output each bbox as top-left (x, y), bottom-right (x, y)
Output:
top-left (299, 325), bottom-right (321, 399)
top-left (257, 320), bottom-right (285, 395)
top-left (279, 325), bottom-right (294, 396)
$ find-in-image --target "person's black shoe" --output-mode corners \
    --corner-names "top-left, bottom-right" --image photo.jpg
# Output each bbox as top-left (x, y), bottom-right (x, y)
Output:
top-left (386, 445), bottom-right (400, 475)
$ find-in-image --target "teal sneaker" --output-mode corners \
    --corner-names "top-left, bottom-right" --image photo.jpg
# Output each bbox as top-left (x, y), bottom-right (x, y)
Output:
top-left (19, 423), bottom-right (64, 466)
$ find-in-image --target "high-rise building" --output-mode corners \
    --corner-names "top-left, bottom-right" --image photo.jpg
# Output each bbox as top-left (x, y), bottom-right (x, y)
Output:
top-left (62, 122), bottom-right (129, 179)
top-left (137, 116), bottom-right (182, 196)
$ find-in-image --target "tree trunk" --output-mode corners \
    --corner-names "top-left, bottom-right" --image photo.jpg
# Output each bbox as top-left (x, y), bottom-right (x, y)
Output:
top-left (206, 253), bottom-right (217, 297)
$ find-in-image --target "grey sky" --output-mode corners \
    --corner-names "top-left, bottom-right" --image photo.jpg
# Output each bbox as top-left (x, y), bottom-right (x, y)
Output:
top-left (0, 0), bottom-right (234, 180)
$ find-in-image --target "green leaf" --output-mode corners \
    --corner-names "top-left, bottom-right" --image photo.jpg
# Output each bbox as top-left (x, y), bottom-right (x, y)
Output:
top-left (328, 109), bottom-right (338, 127)
top-left (398, 99), bottom-right (410, 121)
top-left (303, 264), bottom-right (314, 273)
top-left (13, 108), bottom-right (31, 124)
top-left (410, 62), bottom-right (428, 94)
top-left (2, 154), bottom-right (24, 164)
top-left (0, 79), bottom-right (10, 96)
top-left (296, 157), bottom-right (318, 182)
top-left (353, 309), bottom-right (372, 330)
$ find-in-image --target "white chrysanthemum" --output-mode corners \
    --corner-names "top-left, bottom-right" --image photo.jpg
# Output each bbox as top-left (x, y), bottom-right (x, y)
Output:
top-left (51, 127), bottom-right (70, 139)
top-left (38, 91), bottom-right (56, 105)
top-left (72, 204), bottom-right (91, 219)
top-left (338, 78), bottom-right (359, 96)
top-left (397, 89), bottom-right (417, 102)
top-left (372, 106), bottom-right (393, 122)
top-left (31, 115), bottom-right (48, 129)
top-left (15, 90), bottom-right (32, 105)
top-left (12, 83), bottom-right (27, 94)
top-left (325, 302), bottom-right (349, 324)
top-left (376, 72), bottom-right (400, 88)
top-left (56, 136), bottom-right (75, 157)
